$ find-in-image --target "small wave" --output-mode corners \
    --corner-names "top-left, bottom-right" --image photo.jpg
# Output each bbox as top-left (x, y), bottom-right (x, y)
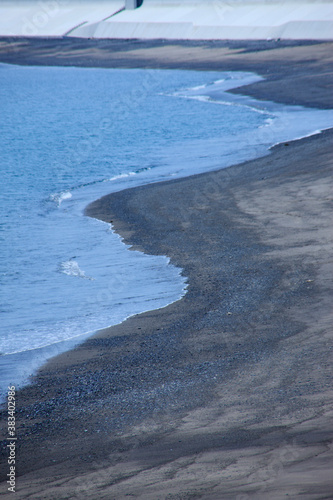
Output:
top-left (170, 90), bottom-right (272, 116)
top-left (172, 76), bottom-right (248, 96)
top-left (106, 167), bottom-right (152, 182)
top-left (194, 96), bottom-right (273, 116)
top-left (59, 260), bottom-right (94, 280)
top-left (171, 79), bottom-right (225, 94)
top-left (190, 83), bottom-right (207, 91)
top-left (172, 94), bottom-right (210, 103)
top-left (106, 172), bottom-right (136, 182)
top-left (50, 190), bottom-right (72, 206)
top-left (212, 78), bottom-right (226, 85)
top-left (259, 117), bottom-right (275, 128)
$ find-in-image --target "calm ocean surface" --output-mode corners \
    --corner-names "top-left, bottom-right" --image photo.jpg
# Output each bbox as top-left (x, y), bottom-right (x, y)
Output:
top-left (1, 64), bottom-right (333, 395)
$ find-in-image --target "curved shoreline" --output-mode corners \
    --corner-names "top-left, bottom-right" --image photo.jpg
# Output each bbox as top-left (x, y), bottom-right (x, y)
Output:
top-left (0, 39), bottom-right (332, 499)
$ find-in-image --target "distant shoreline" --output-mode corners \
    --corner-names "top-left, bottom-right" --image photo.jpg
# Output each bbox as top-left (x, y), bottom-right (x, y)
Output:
top-left (0, 38), bottom-right (332, 109)
top-left (0, 39), bottom-right (332, 499)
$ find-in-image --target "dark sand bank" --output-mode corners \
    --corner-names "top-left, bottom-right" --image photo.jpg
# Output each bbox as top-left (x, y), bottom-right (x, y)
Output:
top-left (0, 40), bottom-right (332, 499)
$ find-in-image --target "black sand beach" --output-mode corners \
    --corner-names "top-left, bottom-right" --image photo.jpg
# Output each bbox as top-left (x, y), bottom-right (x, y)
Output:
top-left (0, 39), bottom-right (332, 499)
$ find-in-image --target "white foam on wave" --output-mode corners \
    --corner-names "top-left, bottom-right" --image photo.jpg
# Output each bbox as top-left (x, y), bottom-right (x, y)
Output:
top-left (50, 190), bottom-right (72, 206)
top-left (174, 93), bottom-right (273, 117)
top-left (176, 94), bottom-right (210, 103)
top-left (59, 260), bottom-right (94, 280)
top-left (259, 117), bottom-right (275, 128)
top-left (176, 77), bottom-right (227, 94)
top-left (190, 83), bottom-right (207, 91)
top-left (106, 171), bottom-right (136, 182)
top-left (184, 73), bottom-right (262, 92)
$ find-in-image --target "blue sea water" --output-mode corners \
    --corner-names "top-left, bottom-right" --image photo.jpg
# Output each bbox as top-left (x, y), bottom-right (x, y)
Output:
top-left (1, 64), bottom-right (333, 396)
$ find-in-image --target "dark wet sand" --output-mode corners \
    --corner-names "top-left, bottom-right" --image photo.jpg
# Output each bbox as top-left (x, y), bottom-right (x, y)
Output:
top-left (0, 39), bottom-right (332, 499)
